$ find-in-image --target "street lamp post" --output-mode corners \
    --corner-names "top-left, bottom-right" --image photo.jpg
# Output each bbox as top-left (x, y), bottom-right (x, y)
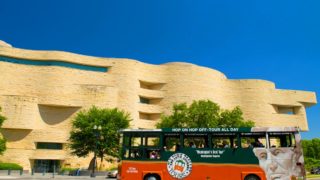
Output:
top-left (91, 125), bottom-right (102, 178)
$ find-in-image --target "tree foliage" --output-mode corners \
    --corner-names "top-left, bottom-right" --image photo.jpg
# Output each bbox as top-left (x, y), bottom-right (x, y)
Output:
top-left (0, 107), bottom-right (6, 155)
top-left (302, 138), bottom-right (320, 170)
top-left (302, 138), bottom-right (320, 159)
top-left (156, 100), bottom-right (254, 128)
top-left (69, 106), bottom-right (130, 163)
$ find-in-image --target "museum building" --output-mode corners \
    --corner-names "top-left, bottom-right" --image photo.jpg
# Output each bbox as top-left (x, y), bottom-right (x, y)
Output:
top-left (0, 40), bottom-right (317, 171)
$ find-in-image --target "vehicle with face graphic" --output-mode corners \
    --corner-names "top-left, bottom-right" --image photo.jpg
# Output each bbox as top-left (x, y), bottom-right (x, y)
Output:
top-left (118, 127), bottom-right (305, 180)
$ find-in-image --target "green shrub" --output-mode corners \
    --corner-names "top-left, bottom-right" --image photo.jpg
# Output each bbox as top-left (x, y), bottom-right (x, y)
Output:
top-left (59, 167), bottom-right (78, 173)
top-left (305, 158), bottom-right (320, 171)
top-left (0, 163), bottom-right (23, 170)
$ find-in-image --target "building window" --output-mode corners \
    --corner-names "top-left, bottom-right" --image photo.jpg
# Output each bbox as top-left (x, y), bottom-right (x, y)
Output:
top-left (140, 97), bottom-right (150, 104)
top-left (139, 112), bottom-right (161, 120)
top-left (0, 56), bottom-right (108, 72)
top-left (139, 80), bottom-right (165, 90)
top-left (273, 105), bottom-right (300, 115)
top-left (36, 142), bottom-right (63, 150)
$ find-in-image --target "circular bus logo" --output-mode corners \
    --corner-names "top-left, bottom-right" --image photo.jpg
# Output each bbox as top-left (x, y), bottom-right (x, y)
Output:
top-left (167, 153), bottom-right (192, 179)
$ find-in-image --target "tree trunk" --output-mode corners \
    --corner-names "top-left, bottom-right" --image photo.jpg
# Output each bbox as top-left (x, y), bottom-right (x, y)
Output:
top-left (99, 155), bottom-right (104, 170)
top-left (88, 157), bottom-right (96, 170)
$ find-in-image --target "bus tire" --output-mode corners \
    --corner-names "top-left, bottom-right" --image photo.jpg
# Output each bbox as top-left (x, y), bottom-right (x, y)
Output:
top-left (144, 174), bottom-right (160, 180)
top-left (244, 174), bottom-right (260, 180)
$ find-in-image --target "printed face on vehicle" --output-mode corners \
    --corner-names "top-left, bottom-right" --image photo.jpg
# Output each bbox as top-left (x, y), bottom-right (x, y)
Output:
top-left (250, 127), bottom-right (306, 180)
top-left (254, 148), bottom-right (295, 180)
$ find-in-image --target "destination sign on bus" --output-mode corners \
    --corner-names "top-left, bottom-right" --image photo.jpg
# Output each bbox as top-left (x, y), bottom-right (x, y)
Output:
top-left (170, 127), bottom-right (239, 133)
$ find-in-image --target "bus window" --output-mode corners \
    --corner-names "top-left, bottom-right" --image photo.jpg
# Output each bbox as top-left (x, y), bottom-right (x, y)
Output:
top-left (130, 149), bottom-right (142, 158)
top-left (131, 136), bottom-right (143, 147)
top-left (148, 150), bottom-right (160, 159)
top-left (240, 133), bottom-right (266, 148)
top-left (212, 133), bottom-right (237, 148)
top-left (164, 134), bottom-right (180, 152)
top-left (146, 136), bottom-right (160, 147)
top-left (241, 137), bottom-right (254, 148)
top-left (289, 133), bottom-right (296, 147)
top-left (145, 135), bottom-right (161, 159)
top-left (183, 134), bottom-right (207, 148)
top-left (123, 149), bottom-right (129, 158)
top-left (123, 134), bottom-right (130, 147)
top-left (213, 137), bottom-right (230, 148)
top-left (269, 133), bottom-right (296, 148)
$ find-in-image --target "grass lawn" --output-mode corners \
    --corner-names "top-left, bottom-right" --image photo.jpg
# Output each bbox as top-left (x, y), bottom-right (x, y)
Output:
top-left (307, 174), bottom-right (320, 178)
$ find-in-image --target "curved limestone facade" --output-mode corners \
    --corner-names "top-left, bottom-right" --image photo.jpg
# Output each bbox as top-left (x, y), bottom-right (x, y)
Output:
top-left (0, 42), bottom-right (317, 171)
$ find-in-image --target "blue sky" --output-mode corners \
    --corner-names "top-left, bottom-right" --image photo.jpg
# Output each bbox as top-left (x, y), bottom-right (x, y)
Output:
top-left (0, 1), bottom-right (319, 139)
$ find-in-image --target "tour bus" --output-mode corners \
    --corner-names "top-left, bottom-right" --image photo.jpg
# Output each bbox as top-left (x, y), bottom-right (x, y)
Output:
top-left (118, 127), bottom-right (305, 180)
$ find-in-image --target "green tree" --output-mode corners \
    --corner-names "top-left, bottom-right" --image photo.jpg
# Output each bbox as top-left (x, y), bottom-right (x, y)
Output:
top-left (156, 100), bottom-right (254, 128)
top-left (302, 138), bottom-right (320, 171)
top-left (0, 107), bottom-right (7, 154)
top-left (69, 106), bottom-right (131, 166)
top-left (311, 138), bottom-right (320, 159)
top-left (302, 138), bottom-right (320, 159)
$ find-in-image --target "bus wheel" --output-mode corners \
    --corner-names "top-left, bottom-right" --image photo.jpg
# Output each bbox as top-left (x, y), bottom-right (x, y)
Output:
top-left (244, 174), bottom-right (260, 180)
top-left (144, 174), bottom-right (160, 180)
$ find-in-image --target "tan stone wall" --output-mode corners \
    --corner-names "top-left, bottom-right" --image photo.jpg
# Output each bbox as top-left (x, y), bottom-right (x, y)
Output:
top-left (0, 45), bottom-right (317, 170)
